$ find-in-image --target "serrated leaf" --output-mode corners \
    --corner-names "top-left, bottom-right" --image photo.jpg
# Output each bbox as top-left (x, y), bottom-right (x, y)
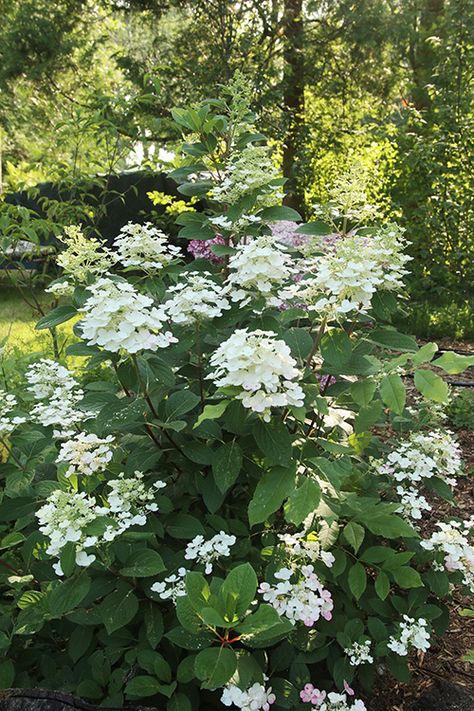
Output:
top-left (284, 478), bottom-right (321, 526)
top-left (194, 646), bottom-right (237, 690)
top-left (212, 440), bottom-right (242, 494)
top-left (248, 466), bottom-right (295, 527)
top-left (120, 549), bottom-right (166, 578)
top-left (348, 562), bottom-right (367, 600)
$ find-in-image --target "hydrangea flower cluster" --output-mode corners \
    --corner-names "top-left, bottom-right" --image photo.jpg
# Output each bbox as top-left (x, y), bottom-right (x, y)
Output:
top-left (184, 531), bottom-right (236, 574)
top-left (421, 519), bottom-right (474, 592)
top-left (57, 225), bottom-right (115, 282)
top-left (344, 640), bottom-right (373, 666)
top-left (300, 684), bottom-right (366, 711)
top-left (258, 566), bottom-right (333, 627)
top-left (387, 615), bottom-right (431, 656)
top-left (395, 485), bottom-right (432, 521)
top-left (221, 682), bottom-right (276, 711)
top-left (113, 222), bottom-right (181, 271)
top-left (210, 144), bottom-right (280, 211)
top-left (286, 227), bottom-right (411, 317)
top-left (188, 235), bottom-right (225, 263)
top-left (163, 272), bottom-right (231, 325)
top-left (37, 473), bottom-right (165, 571)
top-left (26, 359), bottom-right (90, 435)
top-left (151, 567), bottom-right (187, 602)
top-left (373, 429), bottom-right (462, 523)
top-left (278, 530), bottom-right (335, 568)
top-left (104, 472), bottom-right (165, 539)
top-left (374, 430), bottom-right (462, 487)
top-left (81, 277), bottom-right (176, 354)
top-left (55, 432), bottom-right (115, 478)
top-left (209, 329), bottom-right (304, 422)
top-left (36, 489), bottom-right (109, 569)
top-left (0, 391), bottom-right (25, 438)
top-left (271, 220), bottom-right (310, 249)
top-left (225, 236), bottom-right (294, 306)
top-left (45, 279), bottom-right (75, 297)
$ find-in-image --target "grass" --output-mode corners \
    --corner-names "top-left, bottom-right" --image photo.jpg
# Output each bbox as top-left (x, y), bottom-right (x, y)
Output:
top-left (0, 282), bottom-right (78, 366)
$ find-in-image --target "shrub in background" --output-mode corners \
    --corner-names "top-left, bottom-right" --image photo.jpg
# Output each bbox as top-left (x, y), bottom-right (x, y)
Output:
top-left (0, 75), bottom-right (474, 711)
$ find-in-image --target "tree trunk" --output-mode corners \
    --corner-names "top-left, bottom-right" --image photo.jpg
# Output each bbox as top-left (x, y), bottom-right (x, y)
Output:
top-left (282, 0), bottom-right (305, 218)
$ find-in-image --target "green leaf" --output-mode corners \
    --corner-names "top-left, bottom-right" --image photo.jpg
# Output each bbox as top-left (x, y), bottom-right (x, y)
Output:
top-left (212, 441), bottom-right (243, 494)
top-left (414, 369), bottom-right (449, 403)
top-left (36, 305), bottom-right (77, 330)
top-left (185, 571), bottom-right (211, 613)
top-left (295, 220), bottom-right (332, 235)
top-left (167, 693), bottom-right (193, 711)
top-left (144, 603), bottom-right (164, 648)
top-left (320, 329), bottom-right (352, 368)
top-left (248, 466), bottom-right (296, 527)
top-left (0, 659), bottom-right (14, 689)
top-left (236, 604), bottom-right (283, 637)
top-left (282, 328), bottom-right (314, 359)
top-left (194, 647), bottom-right (237, 690)
top-left (362, 513), bottom-right (418, 539)
top-left (253, 420), bottom-right (293, 467)
top-left (125, 675), bottom-right (161, 698)
top-left (284, 478), bottom-right (321, 526)
top-left (351, 380), bottom-right (376, 408)
top-left (165, 390), bottom-right (201, 420)
top-left (348, 562), bottom-right (367, 600)
top-left (258, 205), bottom-right (302, 222)
top-left (67, 626), bottom-right (93, 663)
top-left (167, 514), bottom-right (206, 539)
top-left (120, 549), bottom-right (166, 578)
top-left (392, 567), bottom-right (423, 589)
top-left (379, 374), bottom-right (406, 414)
top-left (342, 521), bottom-right (365, 553)
top-left (368, 328), bottom-right (418, 352)
top-left (411, 342), bottom-right (438, 365)
top-left (221, 563), bottom-right (258, 618)
top-left (48, 573), bottom-right (90, 617)
top-left (432, 351), bottom-right (474, 374)
top-left (98, 588), bottom-right (139, 634)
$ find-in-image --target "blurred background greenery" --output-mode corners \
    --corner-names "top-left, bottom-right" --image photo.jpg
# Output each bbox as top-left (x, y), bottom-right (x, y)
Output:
top-left (0, 0), bottom-right (473, 341)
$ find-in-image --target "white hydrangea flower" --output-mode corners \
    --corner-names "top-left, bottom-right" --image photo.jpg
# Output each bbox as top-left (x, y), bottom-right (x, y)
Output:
top-left (151, 567), bottom-right (187, 603)
top-left (36, 489), bottom-right (107, 566)
top-left (26, 359), bottom-right (79, 400)
top-left (45, 279), bottom-right (75, 297)
top-left (395, 485), bottom-right (432, 522)
top-left (344, 640), bottom-right (373, 666)
top-left (0, 391), bottom-right (26, 438)
top-left (81, 277), bottom-right (177, 354)
top-left (208, 329), bottom-right (304, 422)
top-left (421, 518), bottom-right (474, 592)
top-left (26, 359), bottom-right (91, 435)
top-left (103, 472), bottom-right (166, 540)
top-left (57, 225), bottom-right (116, 282)
top-left (225, 236), bottom-right (295, 306)
top-left (373, 430), bottom-right (462, 487)
top-left (285, 225), bottom-right (411, 317)
top-left (387, 615), bottom-right (430, 656)
top-left (113, 222), bottom-right (181, 271)
top-left (278, 530), bottom-right (335, 568)
top-left (56, 432), bottom-right (115, 478)
top-left (300, 683), bottom-right (367, 710)
top-left (221, 682), bottom-right (276, 711)
top-left (210, 144), bottom-right (280, 209)
top-left (184, 531), bottom-right (236, 574)
top-left (258, 565), bottom-right (333, 627)
top-left (163, 272), bottom-right (231, 325)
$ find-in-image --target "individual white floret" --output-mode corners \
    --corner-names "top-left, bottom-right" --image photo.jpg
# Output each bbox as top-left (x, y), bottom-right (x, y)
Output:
top-left (258, 565), bottom-right (333, 627)
top-left (387, 615), bottom-right (430, 656)
top-left (221, 682), bottom-right (276, 711)
top-left (344, 640), bottom-right (373, 666)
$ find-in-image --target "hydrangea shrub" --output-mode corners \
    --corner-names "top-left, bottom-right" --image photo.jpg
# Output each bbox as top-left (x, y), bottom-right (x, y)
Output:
top-left (1, 76), bottom-right (474, 710)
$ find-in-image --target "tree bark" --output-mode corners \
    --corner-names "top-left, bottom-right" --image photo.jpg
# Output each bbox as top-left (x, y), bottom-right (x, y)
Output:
top-left (282, 0), bottom-right (305, 217)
